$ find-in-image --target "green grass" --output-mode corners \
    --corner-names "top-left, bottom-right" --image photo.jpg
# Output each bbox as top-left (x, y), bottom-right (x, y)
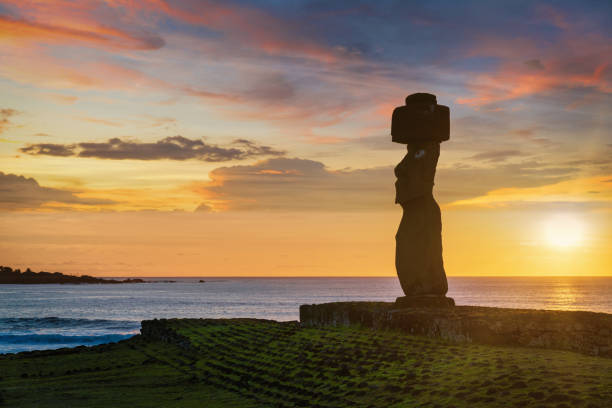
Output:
top-left (1, 319), bottom-right (611, 407)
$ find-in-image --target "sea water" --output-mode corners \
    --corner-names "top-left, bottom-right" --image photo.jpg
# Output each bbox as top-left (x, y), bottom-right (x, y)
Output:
top-left (1, 277), bottom-right (610, 353)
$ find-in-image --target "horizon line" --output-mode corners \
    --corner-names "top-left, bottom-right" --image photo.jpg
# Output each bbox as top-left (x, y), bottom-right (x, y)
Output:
top-left (89, 275), bottom-right (612, 278)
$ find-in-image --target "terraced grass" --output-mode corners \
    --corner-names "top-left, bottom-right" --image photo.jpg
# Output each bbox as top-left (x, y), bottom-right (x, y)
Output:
top-left (1, 319), bottom-right (611, 407)
top-left (0, 337), bottom-right (257, 408)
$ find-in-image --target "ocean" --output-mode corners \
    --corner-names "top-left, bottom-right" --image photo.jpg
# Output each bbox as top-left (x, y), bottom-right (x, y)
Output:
top-left (1, 277), bottom-right (610, 354)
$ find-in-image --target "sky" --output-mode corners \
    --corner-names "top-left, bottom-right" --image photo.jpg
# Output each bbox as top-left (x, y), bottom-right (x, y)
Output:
top-left (1, 0), bottom-right (610, 277)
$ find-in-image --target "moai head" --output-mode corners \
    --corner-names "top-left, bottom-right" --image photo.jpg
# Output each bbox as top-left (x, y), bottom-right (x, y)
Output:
top-left (391, 93), bottom-right (450, 144)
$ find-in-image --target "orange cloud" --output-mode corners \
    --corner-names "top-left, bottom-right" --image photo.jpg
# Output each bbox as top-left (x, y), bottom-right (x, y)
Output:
top-left (44, 93), bottom-right (79, 104)
top-left (457, 71), bottom-right (558, 106)
top-left (447, 175), bottom-right (612, 208)
top-left (77, 116), bottom-right (123, 127)
top-left (0, 14), bottom-right (164, 50)
top-left (0, 170), bottom-right (207, 213)
top-left (458, 62), bottom-right (610, 107)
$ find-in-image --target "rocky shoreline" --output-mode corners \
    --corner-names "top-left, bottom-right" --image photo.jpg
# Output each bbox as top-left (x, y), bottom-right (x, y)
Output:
top-left (0, 266), bottom-right (147, 284)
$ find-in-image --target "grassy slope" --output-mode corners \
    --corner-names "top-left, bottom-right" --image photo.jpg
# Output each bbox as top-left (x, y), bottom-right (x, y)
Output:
top-left (1, 319), bottom-right (610, 408)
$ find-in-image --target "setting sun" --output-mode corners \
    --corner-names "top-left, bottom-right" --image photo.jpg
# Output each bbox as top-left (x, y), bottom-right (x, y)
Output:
top-left (543, 215), bottom-right (585, 248)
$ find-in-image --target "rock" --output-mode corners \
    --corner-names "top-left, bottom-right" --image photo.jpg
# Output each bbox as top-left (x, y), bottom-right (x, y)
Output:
top-left (0, 265), bottom-right (145, 284)
top-left (140, 319), bottom-right (193, 350)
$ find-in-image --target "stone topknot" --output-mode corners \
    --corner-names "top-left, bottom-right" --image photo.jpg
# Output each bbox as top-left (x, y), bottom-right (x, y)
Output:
top-left (405, 93), bottom-right (437, 105)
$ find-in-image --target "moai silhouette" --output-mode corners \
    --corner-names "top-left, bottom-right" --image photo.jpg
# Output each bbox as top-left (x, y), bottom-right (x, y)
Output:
top-left (391, 93), bottom-right (454, 307)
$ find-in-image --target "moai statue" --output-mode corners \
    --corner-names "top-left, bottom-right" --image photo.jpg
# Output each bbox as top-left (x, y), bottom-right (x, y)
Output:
top-left (391, 93), bottom-right (454, 307)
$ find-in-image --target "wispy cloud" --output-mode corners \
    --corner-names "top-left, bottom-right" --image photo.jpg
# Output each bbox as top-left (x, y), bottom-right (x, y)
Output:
top-left (77, 116), bottom-right (123, 127)
top-left (0, 14), bottom-right (164, 50)
top-left (457, 6), bottom-right (611, 107)
top-left (20, 143), bottom-right (74, 157)
top-left (0, 108), bottom-right (18, 134)
top-left (436, 160), bottom-right (581, 204)
top-left (20, 136), bottom-right (285, 162)
top-left (468, 150), bottom-right (524, 162)
top-left (447, 175), bottom-right (612, 209)
top-left (142, 0), bottom-right (350, 63)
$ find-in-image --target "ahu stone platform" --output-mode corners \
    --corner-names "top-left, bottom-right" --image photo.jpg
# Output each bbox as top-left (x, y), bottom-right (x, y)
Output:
top-left (299, 302), bottom-right (612, 357)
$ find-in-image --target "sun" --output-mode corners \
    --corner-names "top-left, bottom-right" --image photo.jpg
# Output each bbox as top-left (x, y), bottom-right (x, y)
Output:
top-left (542, 215), bottom-right (584, 248)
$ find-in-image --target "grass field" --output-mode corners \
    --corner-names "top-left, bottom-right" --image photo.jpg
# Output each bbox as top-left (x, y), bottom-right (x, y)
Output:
top-left (1, 318), bottom-right (610, 407)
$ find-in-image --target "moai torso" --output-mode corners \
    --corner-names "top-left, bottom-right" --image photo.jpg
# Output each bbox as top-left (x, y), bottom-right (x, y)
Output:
top-left (394, 140), bottom-right (447, 297)
top-left (394, 142), bottom-right (440, 205)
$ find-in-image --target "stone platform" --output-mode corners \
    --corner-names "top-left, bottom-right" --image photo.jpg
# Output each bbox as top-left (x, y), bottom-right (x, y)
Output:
top-left (395, 295), bottom-right (455, 308)
top-left (299, 302), bottom-right (612, 357)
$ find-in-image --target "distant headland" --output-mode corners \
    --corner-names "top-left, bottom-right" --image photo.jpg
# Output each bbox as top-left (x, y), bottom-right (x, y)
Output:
top-left (0, 266), bottom-right (151, 284)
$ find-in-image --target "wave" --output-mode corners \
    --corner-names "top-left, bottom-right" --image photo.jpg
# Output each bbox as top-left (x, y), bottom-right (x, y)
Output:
top-left (0, 317), bottom-right (140, 354)
top-left (0, 317), bottom-right (139, 330)
top-left (0, 333), bottom-right (134, 345)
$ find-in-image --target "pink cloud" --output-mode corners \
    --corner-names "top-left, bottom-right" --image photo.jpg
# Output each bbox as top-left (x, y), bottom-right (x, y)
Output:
top-left (43, 93), bottom-right (79, 105)
top-left (0, 46), bottom-right (237, 106)
top-left (1, 0), bottom-right (349, 64)
top-left (0, 51), bottom-right (153, 91)
top-left (145, 0), bottom-right (346, 63)
top-left (457, 59), bottom-right (610, 107)
top-left (0, 1), bottom-right (402, 136)
top-left (77, 116), bottom-right (123, 127)
top-left (0, 11), bottom-right (164, 50)
top-left (458, 7), bottom-right (611, 107)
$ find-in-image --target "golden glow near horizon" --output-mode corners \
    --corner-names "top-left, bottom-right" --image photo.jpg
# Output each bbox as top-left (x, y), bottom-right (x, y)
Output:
top-left (543, 215), bottom-right (585, 249)
top-left (0, 1), bottom-right (610, 277)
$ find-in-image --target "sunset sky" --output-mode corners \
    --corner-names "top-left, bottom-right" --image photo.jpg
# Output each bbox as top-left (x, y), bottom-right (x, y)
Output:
top-left (1, 0), bottom-right (610, 277)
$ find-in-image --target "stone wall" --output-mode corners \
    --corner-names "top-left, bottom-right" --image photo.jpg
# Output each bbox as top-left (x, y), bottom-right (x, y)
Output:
top-left (300, 302), bottom-right (612, 357)
top-left (140, 319), bottom-right (193, 350)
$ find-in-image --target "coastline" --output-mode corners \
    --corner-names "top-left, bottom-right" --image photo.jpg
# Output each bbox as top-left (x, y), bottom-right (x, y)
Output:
top-left (0, 266), bottom-right (177, 284)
